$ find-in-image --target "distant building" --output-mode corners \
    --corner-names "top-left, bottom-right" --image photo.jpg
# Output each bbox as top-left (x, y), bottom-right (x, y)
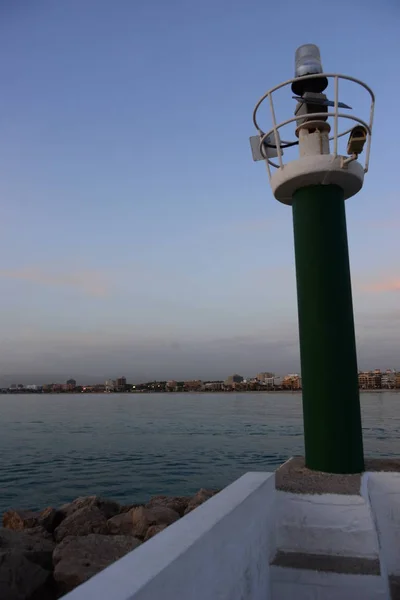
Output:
top-left (116, 377), bottom-right (127, 390)
top-left (396, 373), bottom-right (400, 389)
top-left (264, 377), bottom-right (276, 389)
top-left (93, 384), bottom-right (106, 392)
top-left (184, 380), bottom-right (203, 391)
top-left (358, 372), bottom-right (371, 389)
top-left (372, 369), bottom-right (382, 388)
top-left (225, 374), bottom-right (244, 386)
top-left (166, 380), bottom-right (178, 392)
top-left (256, 372), bottom-right (275, 383)
top-left (204, 381), bottom-right (224, 391)
top-left (105, 379), bottom-right (116, 392)
top-left (382, 370), bottom-right (396, 389)
top-left (66, 378), bottom-right (77, 391)
top-left (282, 374), bottom-right (302, 390)
top-left (358, 370), bottom-right (382, 389)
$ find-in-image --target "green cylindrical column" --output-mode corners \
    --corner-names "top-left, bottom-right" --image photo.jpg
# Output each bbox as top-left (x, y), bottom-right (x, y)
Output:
top-left (292, 183), bottom-right (364, 473)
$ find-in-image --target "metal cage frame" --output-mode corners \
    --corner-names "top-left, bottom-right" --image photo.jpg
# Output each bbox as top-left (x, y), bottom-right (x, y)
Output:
top-left (252, 73), bottom-right (375, 180)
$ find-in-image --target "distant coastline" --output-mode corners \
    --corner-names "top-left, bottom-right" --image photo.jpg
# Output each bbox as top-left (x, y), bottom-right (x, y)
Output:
top-left (3, 369), bottom-right (398, 395)
top-left (1, 388), bottom-right (399, 395)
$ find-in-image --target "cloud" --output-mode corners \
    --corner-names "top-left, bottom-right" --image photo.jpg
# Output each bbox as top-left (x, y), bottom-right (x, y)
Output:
top-left (0, 267), bottom-right (109, 297)
top-left (1, 313), bottom-right (398, 381)
top-left (360, 277), bottom-right (400, 293)
top-left (0, 322), bottom-right (302, 381)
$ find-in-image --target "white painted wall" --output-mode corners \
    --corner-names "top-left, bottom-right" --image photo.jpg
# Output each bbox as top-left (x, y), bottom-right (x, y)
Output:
top-left (366, 472), bottom-right (400, 576)
top-left (61, 467), bottom-right (400, 600)
top-left (63, 472), bottom-right (276, 600)
top-left (275, 490), bottom-right (380, 558)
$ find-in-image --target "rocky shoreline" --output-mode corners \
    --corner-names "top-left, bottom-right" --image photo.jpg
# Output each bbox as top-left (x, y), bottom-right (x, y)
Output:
top-left (1, 489), bottom-right (218, 599)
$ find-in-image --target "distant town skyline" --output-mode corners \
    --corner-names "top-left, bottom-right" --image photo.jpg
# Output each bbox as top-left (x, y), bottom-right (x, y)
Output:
top-left (0, 1), bottom-right (399, 379)
top-left (1, 363), bottom-right (399, 389)
top-left (2, 368), bottom-right (399, 392)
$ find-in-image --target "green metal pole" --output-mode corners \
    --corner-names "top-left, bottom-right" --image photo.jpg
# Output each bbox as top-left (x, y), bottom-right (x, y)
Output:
top-left (292, 183), bottom-right (364, 474)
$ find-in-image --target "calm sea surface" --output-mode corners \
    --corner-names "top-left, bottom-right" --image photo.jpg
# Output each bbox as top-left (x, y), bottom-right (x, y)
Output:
top-left (0, 392), bottom-right (399, 513)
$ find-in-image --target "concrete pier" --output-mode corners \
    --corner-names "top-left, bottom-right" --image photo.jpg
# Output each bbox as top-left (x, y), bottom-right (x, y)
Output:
top-left (62, 457), bottom-right (400, 600)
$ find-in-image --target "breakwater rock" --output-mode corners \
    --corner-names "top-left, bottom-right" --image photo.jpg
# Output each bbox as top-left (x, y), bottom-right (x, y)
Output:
top-left (1, 489), bottom-right (218, 599)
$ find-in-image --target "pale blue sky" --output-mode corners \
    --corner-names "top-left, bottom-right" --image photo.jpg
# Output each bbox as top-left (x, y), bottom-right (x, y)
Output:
top-left (0, 0), bottom-right (399, 382)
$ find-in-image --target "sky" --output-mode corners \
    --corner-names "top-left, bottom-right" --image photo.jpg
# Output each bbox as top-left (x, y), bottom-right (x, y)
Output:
top-left (0, 0), bottom-right (399, 383)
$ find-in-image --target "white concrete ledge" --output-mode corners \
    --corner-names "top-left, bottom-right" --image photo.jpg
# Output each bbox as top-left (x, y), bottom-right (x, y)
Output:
top-left (63, 472), bottom-right (276, 600)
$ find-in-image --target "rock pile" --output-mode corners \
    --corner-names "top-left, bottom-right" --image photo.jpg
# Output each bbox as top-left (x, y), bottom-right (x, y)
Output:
top-left (0, 489), bottom-right (218, 599)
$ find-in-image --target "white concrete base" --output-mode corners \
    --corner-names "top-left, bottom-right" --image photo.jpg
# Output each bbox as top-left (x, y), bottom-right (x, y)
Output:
top-left (276, 490), bottom-right (379, 558)
top-left (270, 154), bottom-right (364, 204)
top-left (271, 566), bottom-right (387, 600)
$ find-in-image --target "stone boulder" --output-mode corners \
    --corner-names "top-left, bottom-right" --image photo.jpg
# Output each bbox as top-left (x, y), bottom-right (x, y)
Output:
top-left (184, 489), bottom-right (218, 515)
top-left (131, 506), bottom-right (180, 539)
top-left (0, 550), bottom-right (51, 600)
top-left (54, 505), bottom-right (109, 543)
top-left (3, 510), bottom-right (39, 531)
top-left (119, 503), bottom-right (143, 513)
top-left (146, 495), bottom-right (190, 517)
top-left (0, 527), bottom-right (55, 571)
top-left (53, 534), bottom-right (142, 594)
top-left (144, 524), bottom-right (168, 542)
top-left (3, 507), bottom-right (65, 535)
top-left (38, 507), bottom-right (64, 534)
top-left (59, 495), bottom-right (120, 519)
top-left (107, 511), bottom-right (135, 535)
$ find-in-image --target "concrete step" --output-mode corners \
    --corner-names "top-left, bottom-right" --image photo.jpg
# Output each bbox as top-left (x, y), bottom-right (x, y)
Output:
top-left (270, 551), bottom-right (387, 600)
top-left (274, 489), bottom-right (380, 558)
top-left (272, 458), bottom-right (400, 599)
top-left (272, 550), bottom-right (381, 574)
top-left (274, 458), bottom-right (380, 559)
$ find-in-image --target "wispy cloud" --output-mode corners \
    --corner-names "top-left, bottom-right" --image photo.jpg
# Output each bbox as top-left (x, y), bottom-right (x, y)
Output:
top-left (360, 277), bottom-right (400, 293)
top-left (0, 267), bottom-right (109, 297)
